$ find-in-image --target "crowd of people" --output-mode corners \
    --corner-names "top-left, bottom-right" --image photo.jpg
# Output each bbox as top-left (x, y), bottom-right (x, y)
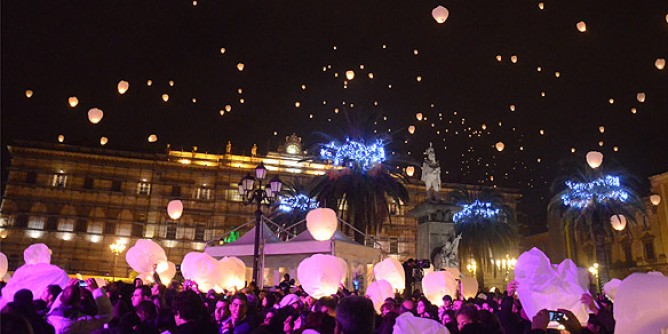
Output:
top-left (1, 273), bottom-right (617, 334)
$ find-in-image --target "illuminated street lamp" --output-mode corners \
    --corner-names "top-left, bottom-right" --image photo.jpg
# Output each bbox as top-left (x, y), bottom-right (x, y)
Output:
top-left (589, 263), bottom-right (600, 292)
top-left (466, 259), bottom-right (477, 277)
top-left (238, 162), bottom-right (282, 285)
top-left (109, 239), bottom-right (127, 280)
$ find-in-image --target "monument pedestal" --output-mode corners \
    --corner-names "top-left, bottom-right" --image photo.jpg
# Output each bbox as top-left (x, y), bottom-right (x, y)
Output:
top-left (409, 201), bottom-right (461, 267)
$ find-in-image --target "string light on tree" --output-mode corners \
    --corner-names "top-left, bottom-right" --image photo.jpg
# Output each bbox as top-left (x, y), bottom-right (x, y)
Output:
top-left (278, 194), bottom-right (319, 213)
top-left (561, 176), bottom-right (630, 209)
top-left (320, 138), bottom-right (386, 170)
top-left (453, 200), bottom-right (501, 223)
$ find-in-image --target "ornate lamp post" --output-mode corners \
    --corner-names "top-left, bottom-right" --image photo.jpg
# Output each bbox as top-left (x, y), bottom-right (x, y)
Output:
top-left (109, 240), bottom-right (126, 280)
top-left (238, 162), bottom-right (282, 285)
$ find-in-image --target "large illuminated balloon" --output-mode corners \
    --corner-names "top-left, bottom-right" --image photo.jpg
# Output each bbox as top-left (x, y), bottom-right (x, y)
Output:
top-left (167, 199), bottom-right (183, 220)
top-left (217, 256), bottom-right (246, 291)
top-left (117, 80), bottom-right (129, 94)
top-left (298, 254), bottom-right (346, 299)
top-left (373, 257), bottom-right (405, 293)
top-left (461, 276), bottom-right (479, 299)
top-left (156, 261), bottom-right (176, 285)
top-left (610, 214), bottom-right (627, 231)
top-left (431, 6), bottom-right (449, 24)
top-left (586, 151), bottom-right (603, 168)
top-left (406, 166), bottom-right (415, 177)
top-left (125, 239), bottom-right (168, 274)
top-left (306, 208), bottom-right (338, 241)
top-left (422, 271), bottom-right (457, 307)
top-left (88, 108), bottom-right (104, 124)
top-left (181, 252), bottom-right (221, 292)
top-left (366, 279), bottom-right (394, 313)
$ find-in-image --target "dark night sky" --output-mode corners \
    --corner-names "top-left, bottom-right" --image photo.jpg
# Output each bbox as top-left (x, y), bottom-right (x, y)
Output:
top-left (2, 0), bottom-right (667, 216)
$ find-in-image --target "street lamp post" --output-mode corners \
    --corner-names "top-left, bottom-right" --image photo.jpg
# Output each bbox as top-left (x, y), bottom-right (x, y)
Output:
top-left (238, 162), bottom-right (282, 286)
top-left (109, 240), bottom-right (126, 281)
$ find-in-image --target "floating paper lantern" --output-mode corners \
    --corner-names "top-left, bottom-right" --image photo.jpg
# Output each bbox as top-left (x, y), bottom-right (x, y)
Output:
top-left (306, 208), bottom-right (338, 241)
top-left (68, 96), bottom-right (79, 108)
top-left (571, 148), bottom-right (576, 153)
top-left (599, 126), bottom-right (605, 133)
top-left (117, 80), bottom-right (129, 94)
top-left (162, 94), bottom-right (169, 102)
top-left (598, 141), bottom-right (604, 147)
top-left (496, 55), bottom-right (502, 62)
top-left (586, 151), bottom-right (603, 168)
top-left (88, 108), bottom-right (104, 124)
top-left (538, 2), bottom-right (544, 10)
top-left (366, 280), bottom-right (394, 313)
top-left (169, 80), bottom-right (174, 87)
top-left (610, 215), bottom-right (627, 231)
top-left (298, 254), bottom-right (346, 299)
top-left (510, 55), bottom-right (518, 63)
top-left (100, 137), bottom-right (108, 146)
top-left (126, 239), bottom-right (168, 275)
top-left (613, 146), bottom-right (619, 152)
top-left (217, 256), bottom-right (246, 291)
top-left (636, 92), bottom-right (645, 103)
top-left (220, 47), bottom-right (226, 54)
top-left (408, 125), bottom-right (415, 134)
top-left (57, 135), bottom-right (64, 143)
top-left (25, 90), bottom-right (33, 98)
top-left (148, 134), bottom-right (158, 143)
top-left (576, 21), bottom-right (587, 32)
top-left (373, 257), bottom-right (405, 293)
top-left (0, 252), bottom-right (7, 279)
top-left (603, 278), bottom-right (622, 302)
top-left (147, 80), bottom-right (153, 86)
top-left (656, 58), bottom-right (666, 70)
top-left (650, 194), bottom-right (661, 206)
top-left (224, 104), bottom-right (232, 112)
top-left (156, 261), bottom-right (176, 284)
top-left (406, 166), bottom-right (415, 177)
top-left (509, 104), bottom-right (516, 112)
top-left (495, 142), bottom-right (505, 152)
top-left (432, 5), bottom-right (449, 24)
top-left (461, 276), bottom-right (479, 299)
top-left (422, 271), bottom-right (457, 307)
top-left (481, 124), bottom-right (487, 130)
top-left (345, 70), bottom-right (355, 80)
top-left (295, 101), bottom-right (301, 108)
top-left (368, 72), bottom-right (374, 79)
top-left (416, 76), bottom-right (422, 82)
top-left (416, 113), bottom-right (423, 121)
top-left (167, 199), bottom-right (184, 220)
top-left (219, 110), bottom-right (225, 116)
top-left (237, 63), bottom-right (245, 71)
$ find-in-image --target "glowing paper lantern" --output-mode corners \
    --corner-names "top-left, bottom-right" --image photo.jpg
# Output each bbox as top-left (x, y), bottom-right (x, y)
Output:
top-left (366, 280), bottom-right (394, 313)
top-left (496, 55), bottom-right (502, 62)
top-left (610, 214), bottom-right (627, 231)
top-left (373, 257), bottom-right (405, 293)
top-left (461, 276), bottom-right (479, 299)
top-left (306, 208), bottom-right (338, 241)
top-left (432, 6), bottom-right (449, 24)
top-left (156, 261), bottom-right (176, 284)
top-left (0, 252), bottom-right (7, 279)
top-left (495, 142), bottom-right (505, 152)
top-left (147, 80), bottom-right (153, 86)
top-left (422, 271), bottom-right (457, 307)
top-left (68, 97), bottom-right (79, 108)
top-left (509, 104), bottom-right (516, 112)
top-left (614, 272), bottom-right (668, 334)
top-left (117, 80), bottom-right (129, 94)
top-left (237, 63), bottom-right (245, 71)
top-left (636, 92), bottom-right (646, 103)
top-left (586, 151), bottom-right (603, 168)
top-left (408, 125), bottom-right (415, 134)
top-left (100, 137), bottom-right (108, 146)
top-left (217, 256), bottom-right (246, 291)
top-left (88, 108), bottom-right (104, 124)
top-left (576, 21), bottom-right (587, 32)
top-left (25, 90), bottom-right (33, 98)
top-left (650, 194), bottom-right (661, 206)
top-left (57, 135), bottom-right (64, 143)
top-left (510, 55), bottom-right (518, 63)
top-left (162, 94), bottom-right (169, 102)
top-left (298, 254), bottom-right (346, 299)
top-left (148, 134), bottom-right (158, 143)
top-left (406, 166), bottom-right (415, 177)
top-left (181, 252), bottom-right (220, 292)
top-left (603, 278), bottom-right (622, 302)
top-left (416, 113), bottom-right (423, 121)
top-left (126, 239), bottom-right (168, 274)
top-left (220, 47), bottom-right (226, 54)
top-left (24, 244), bottom-right (52, 264)
top-left (345, 70), bottom-right (355, 80)
top-left (656, 58), bottom-right (666, 70)
top-left (169, 80), bottom-right (175, 87)
top-left (599, 126), bottom-right (605, 133)
top-left (167, 199), bottom-right (184, 220)
top-left (538, 2), bottom-right (544, 10)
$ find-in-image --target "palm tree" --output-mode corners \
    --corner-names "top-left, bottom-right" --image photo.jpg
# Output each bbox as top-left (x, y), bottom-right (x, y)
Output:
top-left (270, 177), bottom-right (319, 239)
top-left (310, 111), bottom-right (409, 243)
top-left (447, 188), bottom-right (517, 287)
top-left (548, 163), bottom-right (646, 284)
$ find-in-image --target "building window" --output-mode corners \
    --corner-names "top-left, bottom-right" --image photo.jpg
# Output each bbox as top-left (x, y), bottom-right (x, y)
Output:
top-left (118, 223), bottom-right (132, 237)
top-left (88, 222), bottom-right (103, 234)
top-left (197, 187), bottom-right (212, 200)
top-left (171, 185), bottom-right (181, 197)
top-left (14, 215), bottom-right (29, 228)
top-left (104, 222), bottom-right (117, 235)
top-left (46, 216), bottom-right (58, 230)
top-left (52, 173), bottom-right (67, 188)
top-left (25, 172), bottom-right (37, 184)
top-left (111, 180), bottom-right (122, 192)
top-left (75, 219), bottom-right (87, 233)
top-left (195, 224), bottom-right (206, 241)
top-left (166, 223), bottom-right (177, 240)
top-left (644, 240), bottom-right (656, 260)
top-left (27, 216), bottom-right (45, 230)
top-left (176, 226), bottom-right (195, 240)
top-left (137, 181), bottom-right (151, 196)
top-left (225, 184), bottom-right (243, 202)
top-left (57, 218), bottom-right (75, 232)
top-left (83, 177), bottom-right (94, 189)
top-left (132, 224), bottom-right (144, 238)
top-left (389, 238), bottom-right (399, 254)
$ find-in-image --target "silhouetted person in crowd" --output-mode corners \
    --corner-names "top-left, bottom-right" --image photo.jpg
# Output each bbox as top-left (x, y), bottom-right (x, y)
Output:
top-left (171, 290), bottom-right (216, 334)
top-left (335, 295), bottom-right (375, 334)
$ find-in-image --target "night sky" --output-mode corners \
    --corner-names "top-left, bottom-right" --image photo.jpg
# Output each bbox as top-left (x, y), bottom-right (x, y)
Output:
top-left (2, 1), bottom-right (667, 217)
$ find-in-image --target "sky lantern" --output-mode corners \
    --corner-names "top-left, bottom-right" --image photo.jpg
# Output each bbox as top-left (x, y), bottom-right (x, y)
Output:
top-left (598, 141), bottom-right (604, 147)
top-left (586, 151), bottom-right (603, 168)
top-left (167, 199), bottom-right (184, 220)
top-left (345, 70), bottom-right (355, 80)
top-left (374, 258), bottom-right (405, 293)
top-left (100, 137), bottom-right (108, 146)
top-left (538, 2), bottom-right (544, 10)
top-left (576, 21), bottom-right (587, 32)
top-left (68, 96), bottom-right (79, 108)
top-left (57, 135), bottom-right (64, 143)
top-left (636, 92), bottom-right (645, 103)
top-left (88, 108), bottom-right (104, 124)
top-left (237, 63), bottom-right (245, 71)
top-left (413, 49), bottom-right (419, 55)
top-left (510, 55), bottom-right (518, 63)
top-left (431, 5), bottom-right (449, 24)
top-left (368, 72), bottom-right (374, 79)
top-left (481, 123), bottom-right (487, 130)
top-left (148, 134), bottom-right (158, 143)
top-left (599, 126), bottom-right (605, 133)
top-left (416, 113), bottom-right (423, 121)
top-left (25, 90), bottom-right (33, 98)
top-left (169, 80), bottom-right (175, 87)
top-left (613, 146), bottom-right (619, 152)
top-left (608, 98), bottom-right (615, 104)
top-left (495, 142), bottom-right (505, 152)
top-left (162, 94), bottom-right (169, 102)
top-left (225, 104), bottom-right (232, 112)
top-left (610, 214), bottom-right (627, 231)
top-left (509, 104), bottom-right (516, 112)
top-left (650, 194), bottom-right (661, 206)
top-left (416, 76), bottom-right (422, 82)
top-left (631, 108), bottom-right (637, 114)
top-left (220, 47), bottom-right (226, 54)
top-left (147, 80), bottom-right (153, 86)
top-left (555, 72), bottom-right (561, 78)
top-left (406, 166), bottom-right (415, 177)
top-left (117, 80), bottom-right (129, 94)
top-left (656, 58), bottom-right (666, 70)
top-left (219, 110), bottom-right (225, 116)
top-left (496, 55), bottom-right (502, 62)
top-left (571, 147), bottom-right (576, 153)
top-left (306, 208), bottom-right (338, 241)
top-left (408, 125), bottom-right (415, 134)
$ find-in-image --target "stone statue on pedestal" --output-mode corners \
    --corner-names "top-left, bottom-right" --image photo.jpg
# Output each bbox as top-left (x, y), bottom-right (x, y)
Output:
top-left (421, 142), bottom-right (442, 199)
top-left (431, 233), bottom-right (462, 270)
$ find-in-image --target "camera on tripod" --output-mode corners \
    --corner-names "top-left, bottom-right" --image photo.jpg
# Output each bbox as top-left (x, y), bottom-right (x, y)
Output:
top-left (416, 259), bottom-right (431, 269)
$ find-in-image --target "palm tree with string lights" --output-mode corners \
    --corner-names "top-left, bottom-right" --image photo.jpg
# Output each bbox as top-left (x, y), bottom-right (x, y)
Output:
top-left (270, 177), bottom-right (319, 240)
top-left (310, 111), bottom-right (409, 244)
top-left (548, 152), bottom-right (646, 285)
top-left (447, 188), bottom-right (517, 287)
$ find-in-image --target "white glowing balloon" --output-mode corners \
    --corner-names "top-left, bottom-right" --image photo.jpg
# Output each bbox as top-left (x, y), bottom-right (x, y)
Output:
top-left (0, 252), bottom-right (7, 279)
top-left (431, 5), bottom-right (449, 24)
top-left (167, 199), bottom-right (184, 220)
top-left (298, 254), bottom-right (346, 299)
top-left (217, 256), bottom-right (246, 291)
top-left (88, 108), bottom-right (104, 124)
top-left (655, 58), bottom-right (666, 70)
top-left (68, 96), bottom-right (79, 108)
top-left (586, 151), bottom-right (603, 168)
top-left (408, 125), bottom-right (415, 134)
top-left (416, 113), bottom-right (423, 121)
top-left (237, 63), bottom-right (245, 71)
top-left (650, 194), bottom-right (661, 206)
top-left (162, 94), bottom-right (169, 102)
top-left (125, 239), bottom-right (167, 274)
top-left (345, 70), bottom-right (355, 80)
top-left (636, 92), bottom-right (646, 103)
top-left (57, 135), bottom-right (64, 143)
top-left (422, 271), bottom-right (457, 307)
top-left (576, 21), bottom-right (587, 32)
top-left (24, 244), bottom-right (51, 264)
top-left (406, 166), bottom-right (415, 177)
top-left (306, 208), bottom-right (338, 241)
top-left (366, 279), bottom-right (394, 313)
top-left (100, 137), bottom-right (108, 146)
top-left (610, 214), bottom-right (627, 231)
top-left (117, 80), bottom-right (129, 94)
top-left (373, 257), bottom-right (405, 293)
top-left (495, 142), bottom-right (505, 152)
top-left (461, 276), bottom-right (479, 299)
top-left (181, 252), bottom-right (220, 292)
top-left (156, 261), bottom-right (176, 284)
